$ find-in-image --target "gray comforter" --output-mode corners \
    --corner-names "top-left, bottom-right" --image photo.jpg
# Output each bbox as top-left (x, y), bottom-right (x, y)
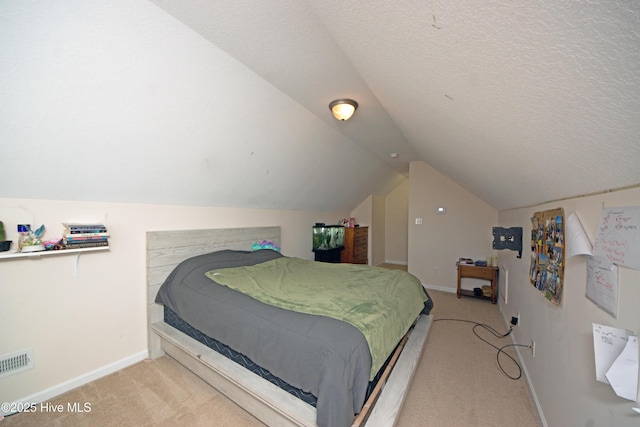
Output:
top-left (155, 249), bottom-right (432, 427)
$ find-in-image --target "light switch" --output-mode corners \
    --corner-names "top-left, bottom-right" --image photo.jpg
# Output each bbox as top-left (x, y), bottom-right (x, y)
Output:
top-left (415, 218), bottom-right (423, 225)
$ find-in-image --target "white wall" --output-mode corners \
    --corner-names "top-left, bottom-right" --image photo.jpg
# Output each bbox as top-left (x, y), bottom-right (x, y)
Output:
top-left (498, 186), bottom-right (640, 426)
top-left (385, 179), bottom-right (409, 265)
top-left (0, 198), bottom-right (345, 405)
top-left (408, 161), bottom-right (498, 289)
top-left (370, 195), bottom-right (386, 266)
top-left (0, 0), bottom-right (402, 214)
top-left (348, 184), bottom-right (408, 266)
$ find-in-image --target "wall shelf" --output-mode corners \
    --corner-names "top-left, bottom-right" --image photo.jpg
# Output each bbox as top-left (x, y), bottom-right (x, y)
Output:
top-left (0, 246), bottom-right (109, 261)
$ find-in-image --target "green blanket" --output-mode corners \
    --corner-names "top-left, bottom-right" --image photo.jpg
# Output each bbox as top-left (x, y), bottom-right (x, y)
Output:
top-left (205, 257), bottom-right (427, 379)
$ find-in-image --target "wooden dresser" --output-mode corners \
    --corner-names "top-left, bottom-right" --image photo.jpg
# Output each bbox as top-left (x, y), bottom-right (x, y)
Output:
top-left (340, 226), bottom-right (368, 264)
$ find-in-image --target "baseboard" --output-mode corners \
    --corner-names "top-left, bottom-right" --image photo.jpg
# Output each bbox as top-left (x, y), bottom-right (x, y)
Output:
top-left (2, 350), bottom-right (148, 416)
top-left (423, 284), bottom-right (456, 294)
top-left (500, 309), bottom-right (548, 427)
top-left (382, 260), bottom-right (408, 266)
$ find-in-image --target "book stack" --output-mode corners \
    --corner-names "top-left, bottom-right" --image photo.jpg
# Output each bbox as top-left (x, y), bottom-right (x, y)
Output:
top-left (62, 223), bottom-right (109, 249)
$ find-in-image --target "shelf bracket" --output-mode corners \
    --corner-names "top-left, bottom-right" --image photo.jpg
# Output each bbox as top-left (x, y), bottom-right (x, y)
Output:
top-left (74, 253), bottom-right (80, 275)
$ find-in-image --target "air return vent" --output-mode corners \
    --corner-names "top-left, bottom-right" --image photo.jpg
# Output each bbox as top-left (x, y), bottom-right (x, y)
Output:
top-left (0, 348), bottom-right (34, 379)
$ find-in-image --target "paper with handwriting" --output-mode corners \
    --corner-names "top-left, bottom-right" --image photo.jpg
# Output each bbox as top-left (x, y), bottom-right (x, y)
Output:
top-left (593, 206), bottom-right (640, 270)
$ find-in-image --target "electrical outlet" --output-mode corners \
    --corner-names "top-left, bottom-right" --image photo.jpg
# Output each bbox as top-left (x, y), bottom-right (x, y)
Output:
top-left (510, 312), bottom-right (520, 327)
top-left (531, 339), bottom-right (536, 357)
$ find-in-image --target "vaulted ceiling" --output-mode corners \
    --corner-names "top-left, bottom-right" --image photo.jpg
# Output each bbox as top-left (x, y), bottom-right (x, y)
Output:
top-left (150, 0), bottom-right (640, 210)
top-left (2, 1), bottom-right (639, 213)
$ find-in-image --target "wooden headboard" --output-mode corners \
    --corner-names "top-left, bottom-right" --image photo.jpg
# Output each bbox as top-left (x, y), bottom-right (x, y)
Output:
top-left (146, 226), bottom-right (281, 358)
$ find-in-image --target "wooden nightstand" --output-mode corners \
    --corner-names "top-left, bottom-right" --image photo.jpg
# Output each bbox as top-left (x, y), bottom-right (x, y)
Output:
top-left (457, 263), bottom-right (498, 304)
top-left (341, 226), bottom-right (368, 264)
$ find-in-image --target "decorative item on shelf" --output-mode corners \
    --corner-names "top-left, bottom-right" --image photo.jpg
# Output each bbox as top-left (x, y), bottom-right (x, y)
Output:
top-left (17, 224), bottom-right (29, 251)
top-left (482, 285), bottom-right (492, 297)
top-left (18, 224), bottom-right (46, 252)
top-left (0, 221), bottom-right (12, 252)
top-left (43, 238), bottom-right (64, 250)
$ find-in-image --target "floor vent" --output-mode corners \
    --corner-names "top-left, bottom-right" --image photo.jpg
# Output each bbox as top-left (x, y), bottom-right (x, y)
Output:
top-left (0, 348), bottom-right (35, 379)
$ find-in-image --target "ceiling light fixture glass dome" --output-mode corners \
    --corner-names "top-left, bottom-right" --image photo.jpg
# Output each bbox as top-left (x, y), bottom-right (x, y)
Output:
top-left (329, 99), bottom-right (358, 121)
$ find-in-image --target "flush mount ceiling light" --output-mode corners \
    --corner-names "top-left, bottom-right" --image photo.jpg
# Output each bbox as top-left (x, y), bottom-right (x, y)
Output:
top-left (329, 99), bottom-right (358, 121)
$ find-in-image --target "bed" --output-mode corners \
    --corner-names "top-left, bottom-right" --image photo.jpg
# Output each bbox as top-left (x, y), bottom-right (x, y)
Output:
top-left (146, 227), bottom-right (433, 427)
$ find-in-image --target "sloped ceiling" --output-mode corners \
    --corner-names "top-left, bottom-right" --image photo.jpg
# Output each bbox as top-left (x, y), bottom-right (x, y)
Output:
top-left (150, 0), bottom-right (640, 211)
top-left (1, 1), bottom-right (639, 213)
top-left (1, 1), bottom-right (404, 213)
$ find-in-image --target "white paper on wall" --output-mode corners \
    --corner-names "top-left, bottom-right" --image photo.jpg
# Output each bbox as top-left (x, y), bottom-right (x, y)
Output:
top-left (593, 323), bottom-right (631, 384)
top-left (605, 336), bottom-right (639, 401)
top-left (566, 212), bottom-right (593, 258)
top-left (593, 206), bottom-right (640, 270)
top-left (586, 256), bottom-right (619, 318)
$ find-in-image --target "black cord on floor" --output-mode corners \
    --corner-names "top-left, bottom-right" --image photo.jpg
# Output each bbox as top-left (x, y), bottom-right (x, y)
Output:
top-left (433, 318), bottom-right (532, 380)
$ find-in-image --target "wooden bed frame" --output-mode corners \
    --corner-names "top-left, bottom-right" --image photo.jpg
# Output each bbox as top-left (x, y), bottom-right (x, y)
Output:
top-left (146, 226), bottom-right (432, 427)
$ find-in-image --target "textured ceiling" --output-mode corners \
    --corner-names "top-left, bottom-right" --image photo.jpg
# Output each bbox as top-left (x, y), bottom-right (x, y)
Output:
top-left (154, 0), bottom-right (640, 209)
top-left (150, 0), bottom-right (640, 210)
top-left (2, 1), bottom-right (638, 212)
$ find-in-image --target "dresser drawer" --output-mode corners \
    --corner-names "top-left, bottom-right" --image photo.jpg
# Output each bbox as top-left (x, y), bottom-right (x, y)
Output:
top-left (354, 235), bottom-right (367, 247)
top-left (353, 245), bottom-right (368, 259)
top-left (340, 226), bottom-right (369, 264)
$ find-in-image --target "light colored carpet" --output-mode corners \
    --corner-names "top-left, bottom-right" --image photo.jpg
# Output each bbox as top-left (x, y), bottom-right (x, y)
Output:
top-left (1, 355), bottom-right (264, 427)
top-left (376, 262), bottom-right (408, 271)
top-left (2, 290), bottom-right (541, 427)
top-left (396, 290), bottom-right (541, 427)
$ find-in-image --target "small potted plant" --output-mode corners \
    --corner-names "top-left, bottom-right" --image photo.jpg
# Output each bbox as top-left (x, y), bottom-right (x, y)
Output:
top-left (0, 221), bottom-right (12, 252)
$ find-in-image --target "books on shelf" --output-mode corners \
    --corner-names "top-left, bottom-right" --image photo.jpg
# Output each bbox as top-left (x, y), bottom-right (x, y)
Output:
top-left (63, 233), bottom-right (108, 240)
top-left (62, 223), bottom-right (108, 234)
top-left (63, 240), bottom-right (109, 249)
top-left (61, 223), bottom-right (109, 248)
top-left (63, 231), bottom-right (109, 238)
top-left (64, 236), bottom-right (108, 243)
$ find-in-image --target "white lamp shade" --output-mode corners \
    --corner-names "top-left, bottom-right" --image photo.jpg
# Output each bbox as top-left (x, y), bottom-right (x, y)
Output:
top-left (329, 99), bottom-right (358, 121)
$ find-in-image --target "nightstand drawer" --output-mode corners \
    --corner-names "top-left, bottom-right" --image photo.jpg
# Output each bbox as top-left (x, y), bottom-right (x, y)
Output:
top-left (458, 264), bottom-right (495, 280)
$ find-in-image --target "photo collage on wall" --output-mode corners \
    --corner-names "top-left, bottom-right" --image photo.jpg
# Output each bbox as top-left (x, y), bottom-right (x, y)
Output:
top-left (530, 208), bottom-right (565, 305)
